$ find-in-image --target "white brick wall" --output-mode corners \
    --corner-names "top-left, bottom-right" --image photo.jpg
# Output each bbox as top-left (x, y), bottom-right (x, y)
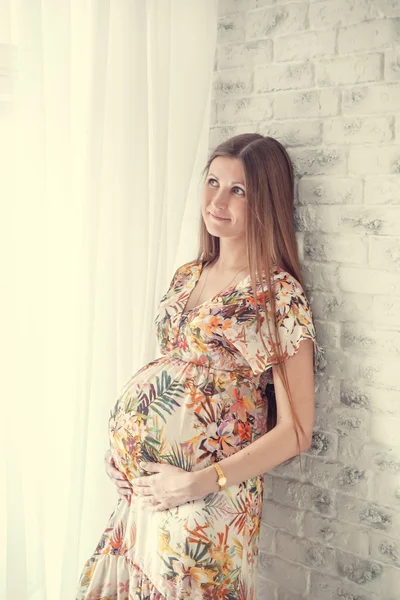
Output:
top-left (212, 1), bottom-right (400, 598)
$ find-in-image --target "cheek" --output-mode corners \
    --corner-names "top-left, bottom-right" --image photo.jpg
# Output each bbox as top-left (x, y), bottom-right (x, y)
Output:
top-left (234, 199), bottom-right (247, 219)
top-left (202, 188), bottom-right (212, 202)
top-left (201, 191), bottom-right (213, 212)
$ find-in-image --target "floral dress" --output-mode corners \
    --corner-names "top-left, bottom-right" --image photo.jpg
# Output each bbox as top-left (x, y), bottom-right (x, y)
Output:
top-left (75, 259), bottom-right (323, 600)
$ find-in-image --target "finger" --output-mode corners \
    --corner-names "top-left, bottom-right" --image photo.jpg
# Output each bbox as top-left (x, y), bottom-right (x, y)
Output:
top-left (116, 480), bottom-right (133, 491)
top-left (113, 474), bottom-right (132, 487)
top-left (118, 492), bottom-right (130, 500)
top-left (107, 470), bottom-right (126, 484)
top-left (112, 468), bottom-right (128, 481)
top-left (131, 479), bottom-right (152, 490)
top-left (107, 468), bottom-right (133, 489)
top-left (104, 450), bottom-right (114, 463)
top-left (106, 465), bottom-right (128, 481)
top-left (118, 488), bottom-right (132, 498)
top-left (118, 490), bottom-right (134, 506)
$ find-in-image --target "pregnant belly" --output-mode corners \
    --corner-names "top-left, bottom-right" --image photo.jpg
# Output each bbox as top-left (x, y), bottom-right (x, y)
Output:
top-left (108, 357), bottom-right (175, 483)
top-left (108, 355), bottom-right (261, 486)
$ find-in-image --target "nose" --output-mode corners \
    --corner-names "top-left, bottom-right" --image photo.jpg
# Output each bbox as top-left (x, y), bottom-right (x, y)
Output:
top-left (210, 189), bottom-right (229, 211)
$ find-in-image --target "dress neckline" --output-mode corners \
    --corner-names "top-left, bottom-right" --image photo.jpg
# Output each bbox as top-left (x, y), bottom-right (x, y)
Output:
top-left (181, 260), bottom-right (251, 316)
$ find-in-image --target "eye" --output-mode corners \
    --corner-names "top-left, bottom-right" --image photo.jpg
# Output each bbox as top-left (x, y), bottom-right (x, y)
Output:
top-left (233, 186), bottom-right (245, 196)
top-left (207, 177), bottom-right (245, 196)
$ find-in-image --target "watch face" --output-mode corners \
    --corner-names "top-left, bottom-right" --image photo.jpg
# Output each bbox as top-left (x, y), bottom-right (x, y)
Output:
top-left (220, 476), bottom-right (227, 485)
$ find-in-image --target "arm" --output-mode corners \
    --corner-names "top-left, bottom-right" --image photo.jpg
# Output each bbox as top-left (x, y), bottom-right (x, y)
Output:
top-left (191, 338), bottom-right (315, 497)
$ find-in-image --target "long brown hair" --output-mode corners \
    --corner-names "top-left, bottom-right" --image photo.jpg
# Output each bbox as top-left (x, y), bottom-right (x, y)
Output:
top-left (197, 133), bottom-right (314, 472)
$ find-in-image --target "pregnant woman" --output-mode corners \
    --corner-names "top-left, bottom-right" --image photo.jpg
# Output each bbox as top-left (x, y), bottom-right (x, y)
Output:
top-left (75, 133), bottom-right (324, 600)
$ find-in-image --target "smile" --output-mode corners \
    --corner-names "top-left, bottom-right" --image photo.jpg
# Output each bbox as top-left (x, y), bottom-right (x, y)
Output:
top-left (209, 212), bottom-right (230, 222)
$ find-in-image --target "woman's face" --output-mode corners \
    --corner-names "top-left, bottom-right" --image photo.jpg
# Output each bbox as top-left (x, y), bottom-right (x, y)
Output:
top-left (201, 156), bottom-right (247, 238)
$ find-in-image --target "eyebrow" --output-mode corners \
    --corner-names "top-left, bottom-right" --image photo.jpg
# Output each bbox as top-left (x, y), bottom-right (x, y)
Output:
top-left (208, 173), bottom-right (245, 186)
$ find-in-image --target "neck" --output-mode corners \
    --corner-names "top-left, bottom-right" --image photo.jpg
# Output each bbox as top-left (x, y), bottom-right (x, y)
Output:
top-left (213, 238), bottom-right (248, 271)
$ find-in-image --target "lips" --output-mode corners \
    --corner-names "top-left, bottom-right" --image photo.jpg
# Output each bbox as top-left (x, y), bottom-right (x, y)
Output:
top-left (210, 212), bottom-right (230, 221)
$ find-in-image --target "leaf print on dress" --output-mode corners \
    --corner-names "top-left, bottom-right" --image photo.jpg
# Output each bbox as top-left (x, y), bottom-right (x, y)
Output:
top-left (164, 439), bottom-right (195, 471)
top-left (126, 370), bottom-right (185, 423)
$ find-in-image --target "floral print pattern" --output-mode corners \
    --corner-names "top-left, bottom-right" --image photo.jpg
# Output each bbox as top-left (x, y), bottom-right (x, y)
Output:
top-left (75, 259), bottom-right (323, 599)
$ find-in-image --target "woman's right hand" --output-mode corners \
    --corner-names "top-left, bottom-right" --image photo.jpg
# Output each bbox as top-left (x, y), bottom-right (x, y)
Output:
top-left (104, 449), bottom-right (133, 505)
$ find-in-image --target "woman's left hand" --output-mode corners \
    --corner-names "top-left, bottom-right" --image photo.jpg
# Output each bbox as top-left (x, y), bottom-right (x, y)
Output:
top-left (132, 461), bottom-right (199, 511)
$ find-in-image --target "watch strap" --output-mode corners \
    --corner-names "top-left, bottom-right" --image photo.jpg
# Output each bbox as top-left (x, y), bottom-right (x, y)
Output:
top-left (212, 462), bottom-right (227, 491)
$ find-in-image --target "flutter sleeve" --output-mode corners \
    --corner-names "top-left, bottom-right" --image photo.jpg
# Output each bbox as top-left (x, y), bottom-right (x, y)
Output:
top-left (223, 272), bottom-right (324, 378)
top-left (157, 265), bottom-right (182, 305)
top-left (156, 260), bottom-right (196, 305)
top-left (153, 259), bottom-right (197, 335)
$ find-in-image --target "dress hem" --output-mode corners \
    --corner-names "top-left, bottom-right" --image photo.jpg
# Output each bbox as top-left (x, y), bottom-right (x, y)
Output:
top-left (76, 552), bottom-right (167, 600)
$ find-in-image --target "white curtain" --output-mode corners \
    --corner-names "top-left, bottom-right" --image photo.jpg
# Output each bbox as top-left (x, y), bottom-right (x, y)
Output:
top-left (0, 1), bottom-right (217, 598)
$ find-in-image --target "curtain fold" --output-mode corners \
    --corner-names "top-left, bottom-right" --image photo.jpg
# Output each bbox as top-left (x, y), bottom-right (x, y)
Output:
top-left (0, 1), bottom-right (218, 598)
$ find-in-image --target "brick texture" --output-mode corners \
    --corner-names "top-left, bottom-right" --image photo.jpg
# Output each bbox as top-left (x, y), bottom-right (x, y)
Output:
top-left (212, 1), bottom-right (400, 598)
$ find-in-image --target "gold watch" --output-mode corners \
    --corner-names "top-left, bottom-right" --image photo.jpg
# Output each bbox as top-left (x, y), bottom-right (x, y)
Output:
top-left (212, 462), bottom-right (227, 491)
